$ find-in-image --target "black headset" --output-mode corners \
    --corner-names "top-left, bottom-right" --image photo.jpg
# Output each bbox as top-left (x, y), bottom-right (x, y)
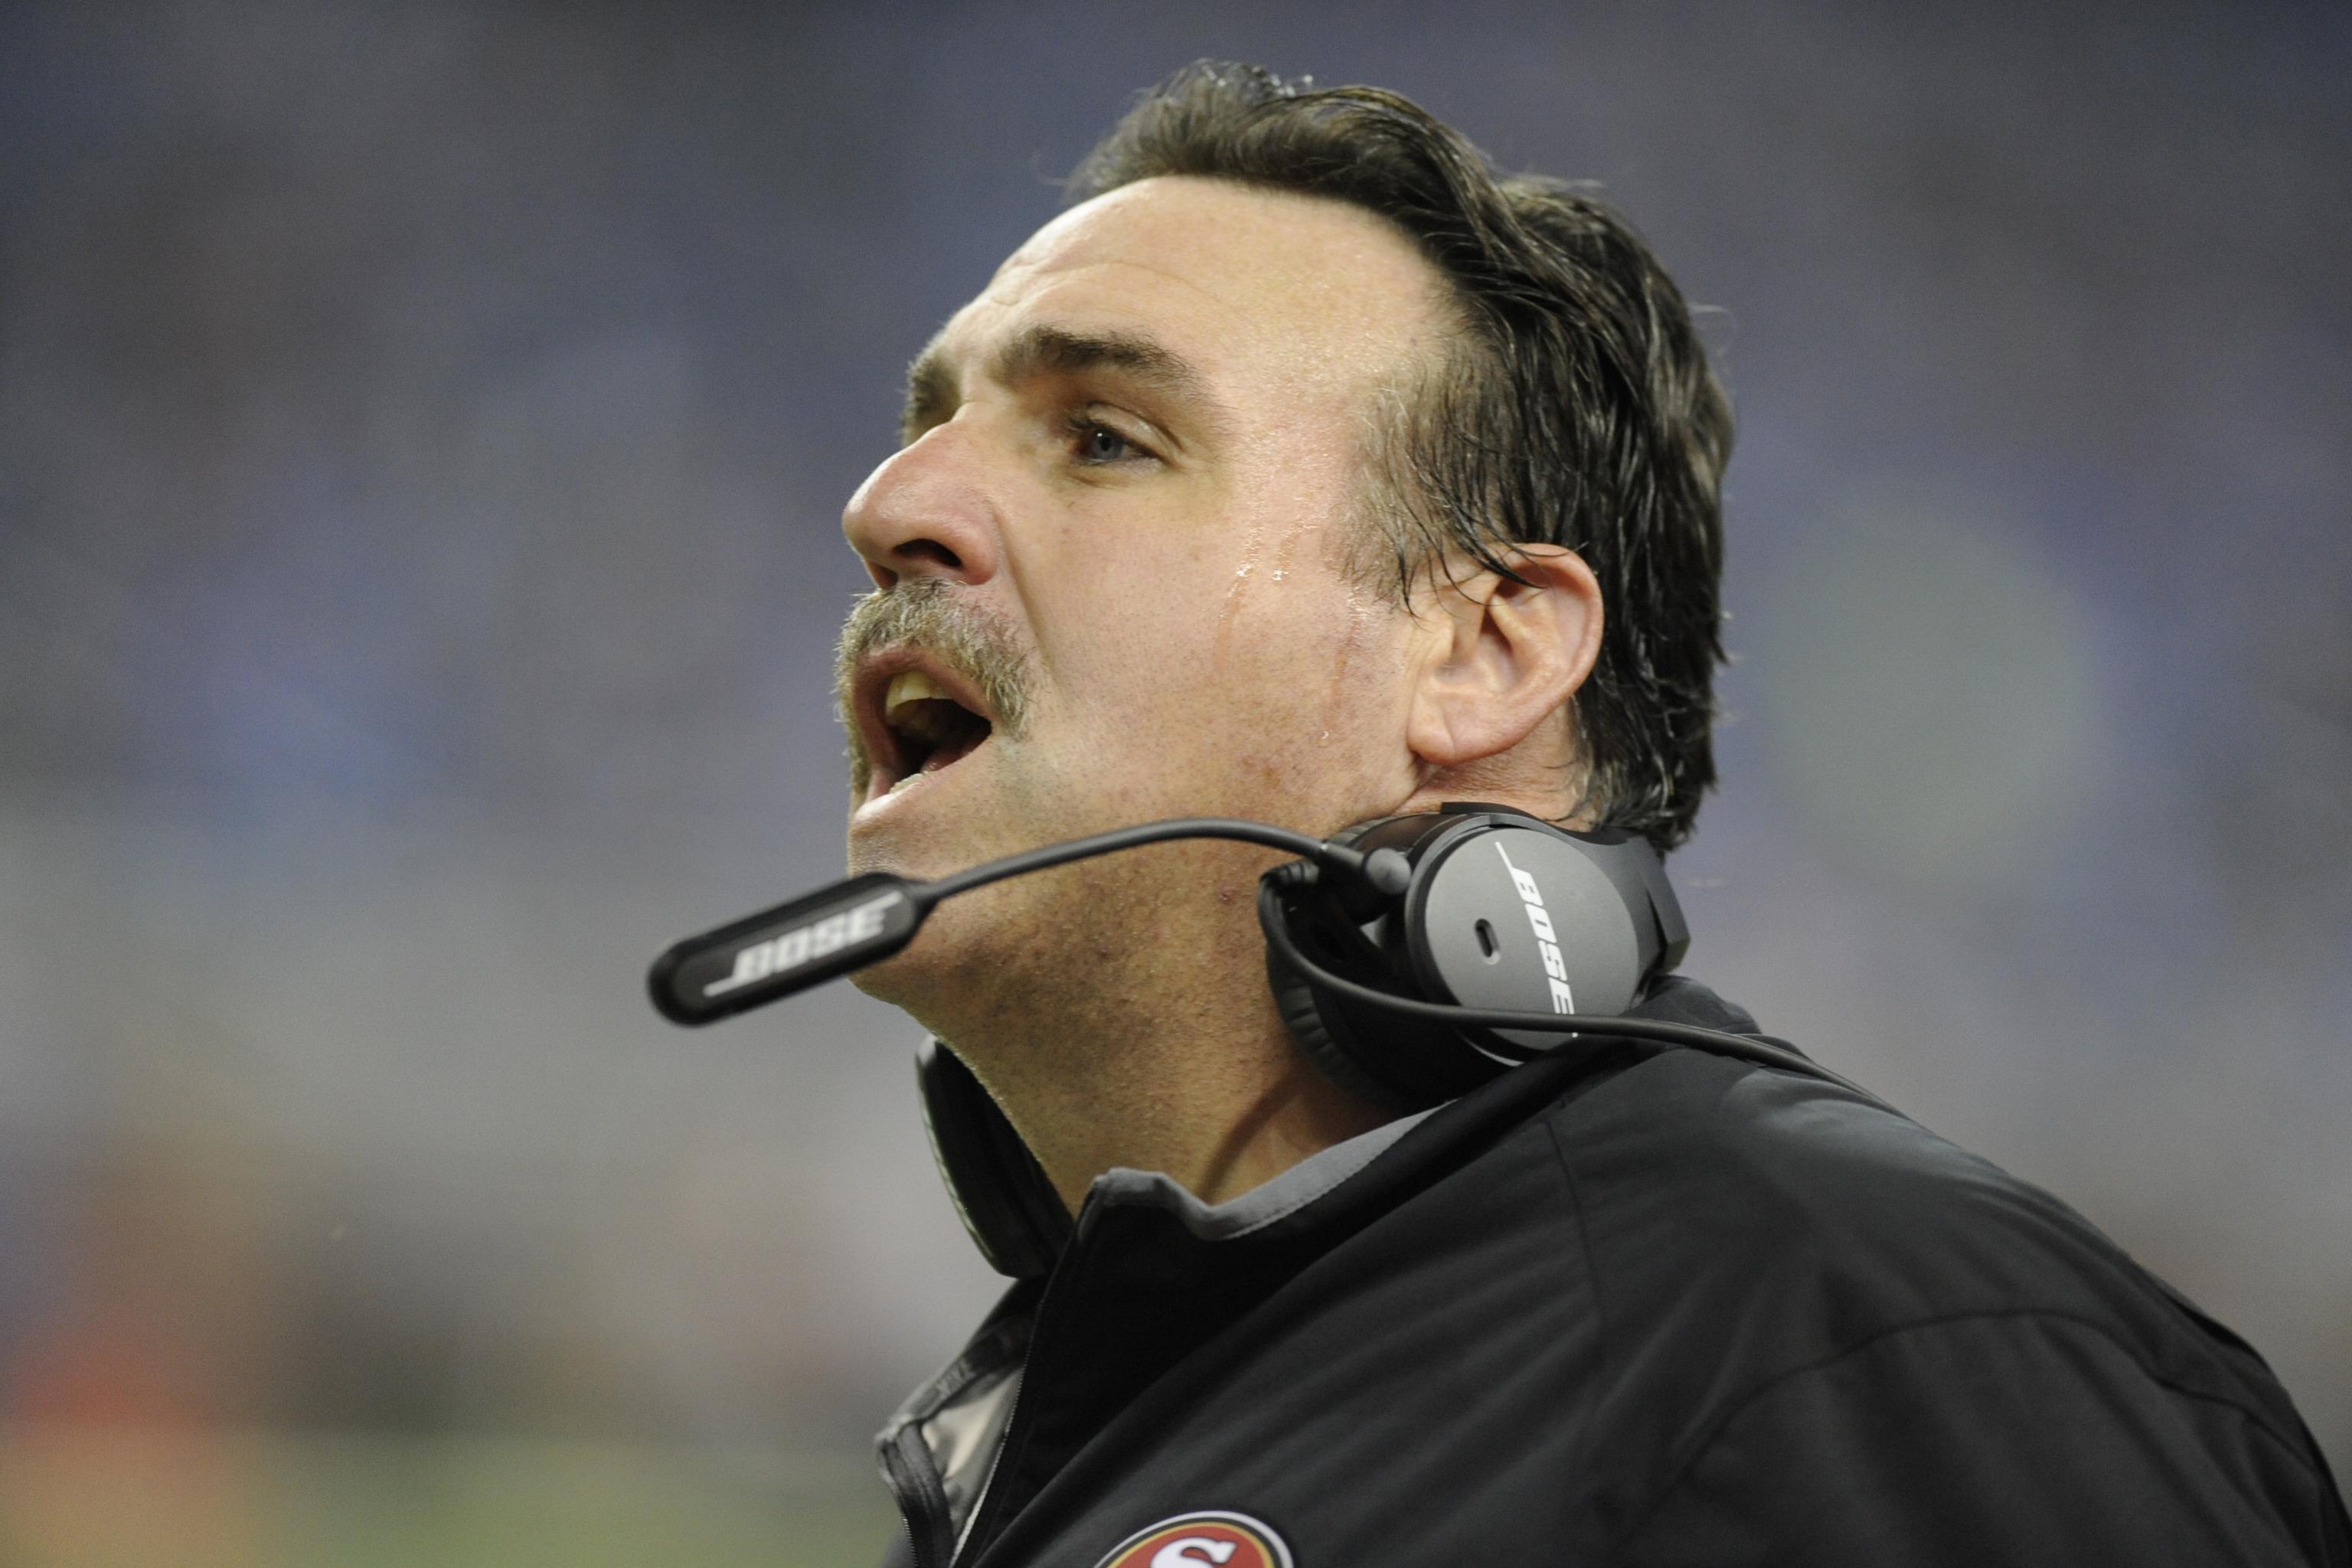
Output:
top-left (648, 806), bottom-right (1885, 1276)
top-left (1259, 803), bottom-right (1694, 1109)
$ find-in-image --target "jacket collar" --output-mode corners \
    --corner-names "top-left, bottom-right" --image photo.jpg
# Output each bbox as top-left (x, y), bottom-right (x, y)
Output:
top-left (922, 975), bottom-right (1767, 1277)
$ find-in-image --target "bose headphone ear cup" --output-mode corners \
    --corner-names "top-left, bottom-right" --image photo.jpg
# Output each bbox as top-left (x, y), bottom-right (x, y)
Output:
top-left (1264, 886), bottom-right (1507, 1111)
top-left (1265, 940), bottom-right (1425, 1112)
top-left (1266, 806), bottom-right (1693, 1111)
top-left (916, 1039), bottom-right (1070, 1279)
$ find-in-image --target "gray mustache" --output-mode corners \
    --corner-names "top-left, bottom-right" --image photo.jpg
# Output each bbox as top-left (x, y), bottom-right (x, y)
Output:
top-left (835, 582), bottom-right (1036, 789)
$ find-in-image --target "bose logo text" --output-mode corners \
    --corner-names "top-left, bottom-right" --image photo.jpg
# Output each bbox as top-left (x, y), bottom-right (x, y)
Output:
top-left (1495, 842), bottom-right (1575, 1013)
top-left (704, 891), bottom-right (903, 997)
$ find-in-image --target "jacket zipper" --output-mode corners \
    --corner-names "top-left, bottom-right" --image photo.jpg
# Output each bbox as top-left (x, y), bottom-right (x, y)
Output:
top-left (949, 1371), bottom-right (1025, 1566)
top-left (880, 1422), bottom-right (956, 1568)
top-left (952, 1205), bottom-right (1102, 1565)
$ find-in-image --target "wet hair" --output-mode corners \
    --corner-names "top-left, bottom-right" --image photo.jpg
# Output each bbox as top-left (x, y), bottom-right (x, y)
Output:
top-left (1070, 63), bottom-right (1732, 852)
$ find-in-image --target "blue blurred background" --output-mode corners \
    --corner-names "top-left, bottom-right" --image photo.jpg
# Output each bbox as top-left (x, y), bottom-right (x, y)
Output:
top-left (2, 2), bottom-right (2345, 1561)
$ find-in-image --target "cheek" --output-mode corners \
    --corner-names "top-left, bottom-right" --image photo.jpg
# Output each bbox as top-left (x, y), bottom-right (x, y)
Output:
top-left (1020, 495), bottom-right (1405, 803)
top-left (1191, 590), bottom-right (1410, 789)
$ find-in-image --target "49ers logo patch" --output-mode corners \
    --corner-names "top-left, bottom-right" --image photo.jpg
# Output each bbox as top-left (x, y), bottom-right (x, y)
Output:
top-left (1093, 1511), bottom-right (1293, 1568)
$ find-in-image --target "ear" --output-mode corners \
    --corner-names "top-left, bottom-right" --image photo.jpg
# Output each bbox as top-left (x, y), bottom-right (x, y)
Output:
top-left (1406, 544), bottom-right (1604, 770)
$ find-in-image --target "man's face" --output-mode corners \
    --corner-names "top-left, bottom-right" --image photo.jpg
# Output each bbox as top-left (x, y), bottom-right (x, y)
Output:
top-left (837, 176), bottom-right (1455, 917)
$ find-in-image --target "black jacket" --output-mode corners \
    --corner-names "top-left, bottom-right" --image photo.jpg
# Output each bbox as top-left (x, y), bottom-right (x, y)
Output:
top-left (876, 978), bottom-right (2350, 1566)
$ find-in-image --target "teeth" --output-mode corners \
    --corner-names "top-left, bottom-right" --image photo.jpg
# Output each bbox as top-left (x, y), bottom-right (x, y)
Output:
top-left (884, 670), bottom-right (948, 718)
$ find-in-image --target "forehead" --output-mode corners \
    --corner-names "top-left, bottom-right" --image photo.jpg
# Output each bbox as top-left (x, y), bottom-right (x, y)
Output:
top-left (936, 175), bottom-right (1455, 409)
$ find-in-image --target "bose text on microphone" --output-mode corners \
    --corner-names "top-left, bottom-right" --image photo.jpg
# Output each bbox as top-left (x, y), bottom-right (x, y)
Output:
top-left (648, 871), bottom-right (932, 1026)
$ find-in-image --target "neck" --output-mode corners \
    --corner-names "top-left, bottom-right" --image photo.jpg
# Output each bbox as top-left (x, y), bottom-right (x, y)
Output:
top-left (898, 851), bottom-right (1398, 1214)
top-left (975, 997), bottom-right (1396, 1215)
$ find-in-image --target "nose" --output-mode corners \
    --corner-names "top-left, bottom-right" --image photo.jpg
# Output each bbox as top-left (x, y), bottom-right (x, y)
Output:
top-left (841, 424), bottom-right (1005, 591)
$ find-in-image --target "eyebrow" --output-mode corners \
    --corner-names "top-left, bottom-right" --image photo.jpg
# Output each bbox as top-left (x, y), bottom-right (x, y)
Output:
top-left (900, 323), bottom-right (1226, 443)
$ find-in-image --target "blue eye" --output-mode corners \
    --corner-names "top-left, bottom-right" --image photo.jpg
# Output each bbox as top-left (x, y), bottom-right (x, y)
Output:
top-left (1067, 414), bottom-right (1149, 466)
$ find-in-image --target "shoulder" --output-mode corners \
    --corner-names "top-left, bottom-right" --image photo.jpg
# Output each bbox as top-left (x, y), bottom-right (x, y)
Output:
top-left (1558, 1044), bottom-right (2131, 1310)
top-left (1543, 1044), bottom-right (2308, 1456)
top-left (1527, 1047), bottom-right (2349, 1562)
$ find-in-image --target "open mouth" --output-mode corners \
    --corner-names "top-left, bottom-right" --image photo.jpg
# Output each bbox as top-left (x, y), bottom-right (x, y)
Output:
top-left (863, 665), bottom-right (995, 799)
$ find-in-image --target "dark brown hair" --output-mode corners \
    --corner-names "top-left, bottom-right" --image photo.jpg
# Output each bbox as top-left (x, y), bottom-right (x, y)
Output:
top-left (1071, 63), bottom-right (1733, 851)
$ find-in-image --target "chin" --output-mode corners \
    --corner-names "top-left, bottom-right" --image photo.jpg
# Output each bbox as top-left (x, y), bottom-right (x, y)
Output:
top-left (844, 926), bottom-right (959, 1031)
top-left (846, 746), bottom-right (1053, 884)
top-left (845, 874), bottom-right (1028, 1025)
top-left (845, 791), bottom-right (986, 885)
top-left (845, 946), bottom-right (923, 1010)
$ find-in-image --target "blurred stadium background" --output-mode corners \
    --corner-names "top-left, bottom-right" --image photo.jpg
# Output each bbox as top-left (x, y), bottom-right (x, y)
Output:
top-left (2, 2), bottom-right (2345, 1562)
